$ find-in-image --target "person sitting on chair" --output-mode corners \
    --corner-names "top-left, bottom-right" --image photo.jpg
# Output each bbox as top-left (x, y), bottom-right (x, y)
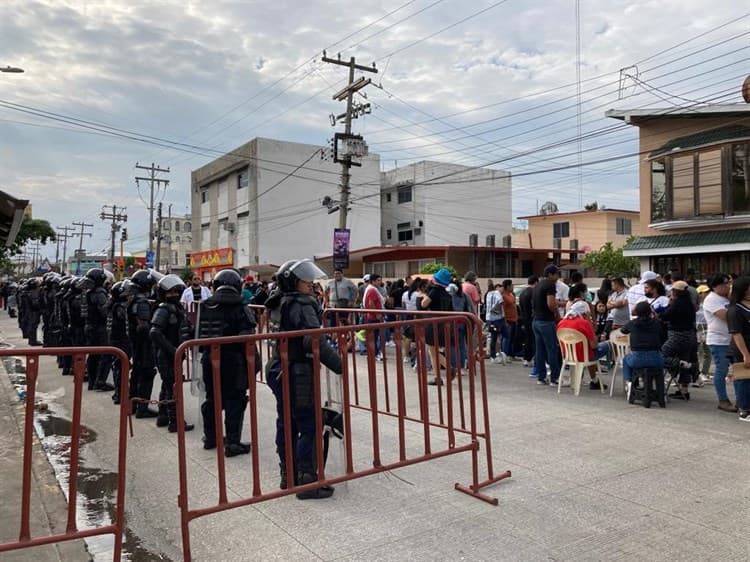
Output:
top-left (557, 300), bottom-right (609, 390)
top-left (621, 301), bottom-right (667, 395)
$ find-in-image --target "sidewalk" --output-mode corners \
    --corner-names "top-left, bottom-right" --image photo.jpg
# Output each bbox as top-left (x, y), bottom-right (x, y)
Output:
top-left (0, 307), bottom-right (748, 561)
top-left (0, 326), bottom-right (90, 561)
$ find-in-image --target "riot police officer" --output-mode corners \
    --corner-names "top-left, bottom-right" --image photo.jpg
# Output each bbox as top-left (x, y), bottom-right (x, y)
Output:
top-left (21, 278), bottom-right (43, 346)
top-left (150, 275), bottom-right (195, 432)
top-left (197, 269), bottom-right (256, 457)
top-left (82, 268), bottom-right (115, 391)
top-left (104, 280), bottom-right (132, 405)
top-left (128, 269), bottom-right (159, 418)
top-left (266, 259), bottom-right (342, 500)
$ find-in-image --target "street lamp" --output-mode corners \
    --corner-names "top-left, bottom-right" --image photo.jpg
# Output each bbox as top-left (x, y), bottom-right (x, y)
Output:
top-left (1, 66), bottom-right (24, 73)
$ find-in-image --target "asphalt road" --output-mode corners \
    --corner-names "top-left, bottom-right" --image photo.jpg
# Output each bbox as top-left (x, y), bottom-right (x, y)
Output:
top-left (1, 310), bottom-right (748, 561)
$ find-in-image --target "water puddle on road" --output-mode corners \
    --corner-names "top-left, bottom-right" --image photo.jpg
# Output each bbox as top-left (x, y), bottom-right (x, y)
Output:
top-left (35, 412), bottom-right (171, 561)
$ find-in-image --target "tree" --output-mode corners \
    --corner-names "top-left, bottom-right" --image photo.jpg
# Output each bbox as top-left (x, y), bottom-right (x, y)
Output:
top-left (581, 240), bottom-right (639, 278)
top-left (0, 217), bottom-right (56, 274)
top-left (419, 262), bottom-right (457, 278)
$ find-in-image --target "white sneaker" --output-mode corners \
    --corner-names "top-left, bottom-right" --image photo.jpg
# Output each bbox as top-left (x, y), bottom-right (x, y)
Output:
top-left (490, 356), bottom-right (500, 364)
top-left (385, 341), bottom-right (396, 348)
top-left (522, 360), bottom-right (530, 367)
top-left (498, 352), bottom-right (508, 365)
top-left (376, 353), bottom-right (383, 362)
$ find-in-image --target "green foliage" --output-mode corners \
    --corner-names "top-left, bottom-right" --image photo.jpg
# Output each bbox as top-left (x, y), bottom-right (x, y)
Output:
top-left (584, 201), bottom-right (598, 211)
top-left (581, 240), bottom-right (639, 278)
top-left (419, 262), bottom-right (458, 278)
top-left (180, 268), bottom-right (194, 283)
top-left (8, 218), bottom-right (56, 255)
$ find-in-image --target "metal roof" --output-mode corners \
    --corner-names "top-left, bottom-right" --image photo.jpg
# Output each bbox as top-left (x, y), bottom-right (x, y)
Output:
top-left (649, 125), bottom-right (750, 159)
top-left (625, 228), bottom-right (750, 251)
top-left (606, 104), bottom-right (750, 123)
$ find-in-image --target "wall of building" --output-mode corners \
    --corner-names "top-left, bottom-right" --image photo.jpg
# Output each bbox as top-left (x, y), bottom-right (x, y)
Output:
top-left (191, 137), bottom-right (381, 268)
top-left (380, 161), bottom-right (511, 247)
top-left (525, 210), bottom-right (639, 253)
top-left (635, 115), bottom-right (750, 236)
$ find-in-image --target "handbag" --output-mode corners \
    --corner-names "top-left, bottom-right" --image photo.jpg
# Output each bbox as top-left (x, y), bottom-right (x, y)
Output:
top-left (731, 363), bottom-right (750, 380)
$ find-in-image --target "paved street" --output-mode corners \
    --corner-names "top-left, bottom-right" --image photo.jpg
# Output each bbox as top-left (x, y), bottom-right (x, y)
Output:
top-left (1, 309), bottom-right (748, 561)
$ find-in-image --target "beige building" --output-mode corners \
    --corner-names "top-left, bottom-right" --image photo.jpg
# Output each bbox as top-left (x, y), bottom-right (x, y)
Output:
top-left (153, 213), bottom-right (193, 272)
top-left (517, 208), bottom-right (640, 259)
top-left (607, 104), bottom-right (750, 276)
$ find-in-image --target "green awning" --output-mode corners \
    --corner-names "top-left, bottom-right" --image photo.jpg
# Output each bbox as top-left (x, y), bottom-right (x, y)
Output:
top-left (649, 125), bottom-right (750, 159)
top-left (624, 228), bottom-right (750, 254)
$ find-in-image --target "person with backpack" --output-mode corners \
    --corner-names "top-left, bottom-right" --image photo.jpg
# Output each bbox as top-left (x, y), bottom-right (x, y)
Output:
top-left (485, 283), bottom-right (507, 364)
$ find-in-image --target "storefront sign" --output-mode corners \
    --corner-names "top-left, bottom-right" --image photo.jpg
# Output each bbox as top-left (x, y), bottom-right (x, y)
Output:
top-left (190, 247), bottom-right (234, 269)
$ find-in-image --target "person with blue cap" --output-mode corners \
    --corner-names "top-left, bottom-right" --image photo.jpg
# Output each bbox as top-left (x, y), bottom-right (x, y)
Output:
top-left (419, 268), bottom-right (454, 385)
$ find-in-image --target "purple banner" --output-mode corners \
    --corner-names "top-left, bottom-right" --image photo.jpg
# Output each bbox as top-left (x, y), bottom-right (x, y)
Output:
top-left (332, 228), bottom-right (350, 270)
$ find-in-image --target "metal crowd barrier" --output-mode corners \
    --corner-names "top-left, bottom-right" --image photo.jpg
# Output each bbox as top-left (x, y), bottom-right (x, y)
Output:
top-left (173, 310), bottom-right (510, 561)
top-left (0, 346), bottom-right (130, 562)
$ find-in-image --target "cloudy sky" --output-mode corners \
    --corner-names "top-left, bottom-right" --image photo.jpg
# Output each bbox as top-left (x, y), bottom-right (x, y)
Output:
top-left (1, 0), bottom-right (748, 261)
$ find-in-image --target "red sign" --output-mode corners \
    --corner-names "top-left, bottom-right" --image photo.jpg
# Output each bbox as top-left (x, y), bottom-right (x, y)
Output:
top-left (190, 247), bottom-right (234, 269)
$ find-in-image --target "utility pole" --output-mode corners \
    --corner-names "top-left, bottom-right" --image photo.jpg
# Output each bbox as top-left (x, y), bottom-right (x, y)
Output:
top-left (167, 203), bottom-right (172, 272)
top-left (100, 205), bottom-right (128, 266)
top-left (56, 226), bottom-right (75, 274)
top-left (135, 162), bottom-right (170, 253)
top-left (155, 202), bottom-right (163, 271)
top-left (120, 227), bottom-right (128, 279)
top-left (27, 242), bottom-right (40, 273)
top-left (321, 51), bottom-right (377, 229)
top-left (71, 221), bottom-right (93, 275)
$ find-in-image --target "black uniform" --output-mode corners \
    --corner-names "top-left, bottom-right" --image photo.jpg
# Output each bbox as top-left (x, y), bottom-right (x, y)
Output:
top-left (266, 292), bottom-right (342, 490)
top-left (21, 284), bottom-right (42, 345)
top-left (84, 285), bottom-right (111, 390)
top-left (150, 300), bottom-right (191, 430)
top-left (105, 296), bottom-right (131, 403)
top-left (197, 287), bottom-right (256, 454)
top-left (128, 292), bottom-right (158, 416)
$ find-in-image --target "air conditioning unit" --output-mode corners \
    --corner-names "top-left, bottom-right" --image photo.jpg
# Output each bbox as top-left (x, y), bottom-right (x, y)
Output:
top-left (569, 239), bottom-right (578, 251)
top-left (486, 235), bottom-right (496, 247)
top-left (223, 222), bottom-right (236, 233)
top-left (414, 228), bottom-right (422, 236)
top-left (502, 235), bottom-right (512, 248)
top-left (418, 220), bottom-right (424, 227)
top-left (553, 238), bottom-right (562, 250)
top-left (469, 233), bottom-right (478, 247)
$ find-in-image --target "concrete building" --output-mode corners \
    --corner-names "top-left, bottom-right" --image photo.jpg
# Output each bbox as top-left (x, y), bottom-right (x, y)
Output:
top-left (517, 208), bottom-right (640, 258)
top-left (607, 104), bottom-right (750, 276)
top-left (380, 161), bottom-right (511, 247)
top-left (153, 213), bottom-right (193, 272)
top-left (191, 137), bottom-right (381, 279)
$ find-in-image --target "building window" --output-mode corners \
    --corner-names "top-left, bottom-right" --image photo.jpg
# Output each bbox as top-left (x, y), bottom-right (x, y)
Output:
top-left (615, 217), bottom-right (632, 235)
top-left (397, 184), bottom-right (412, 204)
top-left (397, 221), bottom-right (411, 229)
top-left (732, 143), bottom-right (750, 214)
top-left (651, 159), bottom-right (667, 222)
top-left (175, 220), bottom-right (180, 232)
top-left (552, 222), bottom-right (569, 238)
top-left (398, 229), bottom-right (413, 242)
top-left (175, 235), bottom-right (181, 243)
top-left (238, 171), bottom-right (248, 189)
top-left (386, 229), bottom-right (392, 240)
top-left (184, 222), bottom-right (192, 232)
top-left (200, 190), bottom-right (208, 204)
top-left (385, 193), bottom-right (391, 202)
top-left (163, 220), bottom-right (170, 230)
top-left (185, 253), bottom-right (191, 266)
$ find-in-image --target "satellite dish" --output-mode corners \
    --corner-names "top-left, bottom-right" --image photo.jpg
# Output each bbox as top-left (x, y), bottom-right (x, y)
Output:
top-left (539, 201), bottom-right (559, 215)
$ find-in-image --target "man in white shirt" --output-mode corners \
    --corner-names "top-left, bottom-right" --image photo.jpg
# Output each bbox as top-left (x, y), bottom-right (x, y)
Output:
top-left (703, 273), bottom-right (736, 412)
top-left (606, 277), bottom-right (630, 329)
top-left (627, 270), bottom-right (657, 318)
top-left (181, 274), bottom-right (212, 309)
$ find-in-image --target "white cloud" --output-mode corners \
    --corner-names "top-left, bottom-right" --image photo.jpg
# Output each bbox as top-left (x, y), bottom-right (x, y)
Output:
top-left (0, 0), bottom-right (748, 257)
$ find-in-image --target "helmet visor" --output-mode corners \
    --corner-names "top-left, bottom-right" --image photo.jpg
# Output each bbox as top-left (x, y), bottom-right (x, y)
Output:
top-left (289, 260), bottom-right (327, 283)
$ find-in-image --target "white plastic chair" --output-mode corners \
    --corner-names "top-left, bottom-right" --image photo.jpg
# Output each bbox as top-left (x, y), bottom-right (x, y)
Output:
top-left (557, 328), bottom-right (604, 396)
top-left (608, 329), bottom-right (630, 398)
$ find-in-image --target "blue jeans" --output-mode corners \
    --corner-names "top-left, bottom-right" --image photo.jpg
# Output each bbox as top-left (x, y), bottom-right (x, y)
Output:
top-left (708, 344), bottom-right (735, 402)
top-left (450, 325), bottom-right (468, 369)
top-left (502, 321), bottom-right (517, 357)
top-left (735, 379), bottom-right (750, 411)
top-left (533, 320), bottom-right (561, 382)
top-left (488, 319), bottom-right (506, 359)
top-left (623, 350), bottom-right (664, 382)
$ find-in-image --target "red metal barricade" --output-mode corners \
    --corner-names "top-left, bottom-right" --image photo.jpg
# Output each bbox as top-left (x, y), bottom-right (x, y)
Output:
top-left (173, 310), bottom-right (510, 561)
top-left (0, 346), bottom-right (131, 561)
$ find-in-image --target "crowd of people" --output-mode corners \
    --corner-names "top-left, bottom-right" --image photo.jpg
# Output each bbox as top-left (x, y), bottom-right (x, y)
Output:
top-left (2, 259), bottom-right (746, 505)
top-left (317, 264), bottom-right (749, 423)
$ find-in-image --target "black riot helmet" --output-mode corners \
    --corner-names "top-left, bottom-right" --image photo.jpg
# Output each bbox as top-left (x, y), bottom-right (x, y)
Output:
top-left (157, 274), bottom-right (186, 300)
top-left (110, 280), bottom-right (130, 302)
top-left (212, 269), bottom-right (242, 293)
top-left (130, 269), bottom-right (157, 292)
top-left (277, 259), bottom-right (327, 293)
top-left (26, 278), bottom-right (40, 289)
top-left (85, 267), bottom-right (108, 287)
